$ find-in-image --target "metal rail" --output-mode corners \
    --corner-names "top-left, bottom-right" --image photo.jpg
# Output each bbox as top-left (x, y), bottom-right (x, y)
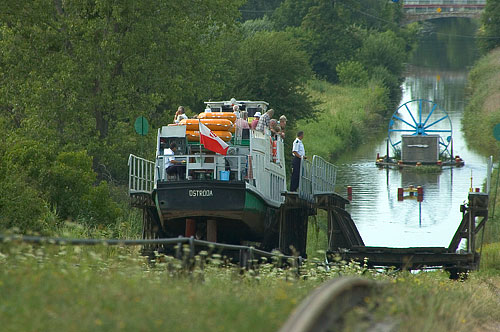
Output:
top-left (128, 154), bottom-right (155, 194)
top-left (298, 156), bottom-right (337, 202)
top-left (312, 155), bottom-right (337, 195)
top-left (279, 277), bottom-right (379, 332)
top-left (0, 234), bottom-right (301, 265)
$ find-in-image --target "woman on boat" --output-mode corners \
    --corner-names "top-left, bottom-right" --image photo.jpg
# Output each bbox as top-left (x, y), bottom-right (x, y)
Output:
top-left (235, 110), bottom-right (250, 137)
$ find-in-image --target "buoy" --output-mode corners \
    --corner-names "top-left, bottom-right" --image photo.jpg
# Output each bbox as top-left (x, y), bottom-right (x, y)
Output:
top-left (186, 130), bottom-right (232, 142)
top-left (347, 186), bottom-right (353, 196)
top-left (273, 141), bottom-right (277, 161)
top-left (398, 188), bottom-right (404, 201)
top-left (179, 118), bottom-right (233, 131)
top-left (437, 160), bottom-right (442, 166)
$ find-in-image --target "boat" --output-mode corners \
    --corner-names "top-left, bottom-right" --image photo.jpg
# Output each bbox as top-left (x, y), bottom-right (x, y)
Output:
top-left (128, 99), bottom-right (338, 255)
top-left (376, 99), bottom-right (464, 169)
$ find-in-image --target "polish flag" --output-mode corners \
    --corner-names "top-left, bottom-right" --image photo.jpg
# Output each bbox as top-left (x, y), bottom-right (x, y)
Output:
top-left (199, 121), bottom-right (229, 155)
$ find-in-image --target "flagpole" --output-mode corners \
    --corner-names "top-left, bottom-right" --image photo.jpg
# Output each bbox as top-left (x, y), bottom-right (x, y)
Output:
top-left (198, 119), bottom-right (203, 167)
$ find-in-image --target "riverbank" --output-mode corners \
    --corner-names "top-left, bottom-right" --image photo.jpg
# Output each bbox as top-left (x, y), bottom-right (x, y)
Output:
top-left (462, 46), bottom-right (500, 254)
top-left (298, 79), bottom-right (390, 160)
top-left (463, 47), bottom-right (500, 157)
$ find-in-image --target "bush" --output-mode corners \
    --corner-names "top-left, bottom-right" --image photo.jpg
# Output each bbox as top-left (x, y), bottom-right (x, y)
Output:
top-left (336, 61), bottom-right (369, 87)
top-left (43, 150), bottom-right (122, 227)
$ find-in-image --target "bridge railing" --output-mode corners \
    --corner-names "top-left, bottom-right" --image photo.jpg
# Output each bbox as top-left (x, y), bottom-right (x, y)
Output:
top-left (403, 0), bottom-right (485, 5)
top-left (128, 154), bottom-right (155, 194)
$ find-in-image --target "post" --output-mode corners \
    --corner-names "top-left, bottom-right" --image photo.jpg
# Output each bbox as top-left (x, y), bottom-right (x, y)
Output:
top-left (207, 219), bottom-right (217, 242)
top-left (417, 186), bottom-right (423, 202)
top-left (386, 139), bottom-right (389, 162)
top-left (185, 218), bottom-right (196, 237)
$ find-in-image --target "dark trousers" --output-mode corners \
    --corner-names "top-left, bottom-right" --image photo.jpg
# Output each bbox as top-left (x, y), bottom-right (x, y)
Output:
top-left (290, 156), bottom-right (301, 192)
top-left (166, 165), bottom-right (185, 179)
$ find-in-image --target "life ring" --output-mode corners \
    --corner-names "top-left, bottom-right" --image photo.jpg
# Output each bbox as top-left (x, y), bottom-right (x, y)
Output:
top-left (179, 118), bottom-right (234, 131)
top-left (186, 130), bottom-right (233, 142)
top-left (198, 112), bottom-right (236, 123)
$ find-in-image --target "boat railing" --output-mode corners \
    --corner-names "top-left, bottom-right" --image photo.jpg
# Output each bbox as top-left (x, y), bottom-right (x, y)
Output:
top-left (312, 155), bottom-right (337, 194)
top-left (155, 154), bottom-right (248, 182)
top-left (128, 154), bottom-right (155, 194)
top-left (298, 158), bottom-right (314, 202)
top-left (297, 155), bottom-right (337, 202)
top-left (486, 155), bottom-right (493, 195)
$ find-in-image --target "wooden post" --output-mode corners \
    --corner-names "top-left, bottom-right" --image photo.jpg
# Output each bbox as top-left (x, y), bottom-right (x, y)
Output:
top-left (207, 219), bottom-right (217, 242)
top-left (185, 218), bottom-right (196, 237)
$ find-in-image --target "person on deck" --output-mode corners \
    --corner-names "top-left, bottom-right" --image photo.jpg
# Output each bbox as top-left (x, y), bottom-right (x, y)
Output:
top-left (233, 105), bottom-right (241, 119)
top-left (290, 131), bottom-right (306, 192)
top-left (251, 111), bottom-right (261, 130)
top-left (269, 119), bottom-right (281, 138)
top-left (278, 115), bottom-right (287, 138)
top-left (173, 106), bottom-right (188, 124)
top-left (164, 142), bottom-right (186, 179)
top-left (235, 110), bottom-right (250, 137)
top-left (255, 109), bottom-right (274, 133)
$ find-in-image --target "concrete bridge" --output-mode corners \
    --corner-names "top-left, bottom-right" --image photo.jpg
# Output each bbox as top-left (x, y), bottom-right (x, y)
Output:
top-left (403, 0), bottom-right (486, 23)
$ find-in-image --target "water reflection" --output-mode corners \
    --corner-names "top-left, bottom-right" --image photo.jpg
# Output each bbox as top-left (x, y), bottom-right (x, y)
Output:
top-left (335, 18), bottom-right (488, 248)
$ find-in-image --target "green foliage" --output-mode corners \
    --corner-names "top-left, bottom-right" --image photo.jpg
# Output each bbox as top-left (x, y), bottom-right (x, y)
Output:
top-left (0, 171), bottom-right (50, 233)
top-left (0, 0), bottom-right (243, 183)
top-left (298, 79), bottom-right (389, 160)
top-left (478, 0), bottom-right (500, 53)
top-left (239, 0), bottom-right (283, 21)
top-left (43, 150), bottom-right (121, 226)
top-left (227, 30), bottom-right (316, 125)
top-left (357, 30), bottom-right (406, 77)
top-left (336, 61), bottom-right (369, 87)
top-left (241, 16), bottom-right (275, 38)
top-left (272, 0), bottom-right (409, 84)
top-left (462, 47), bottom-right (500, 156)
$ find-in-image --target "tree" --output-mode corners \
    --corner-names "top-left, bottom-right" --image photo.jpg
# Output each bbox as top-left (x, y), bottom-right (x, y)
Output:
top-left (0, 0), bottom-right (242, 182)
top-left (226, 30), bottom-right (316, 125)
top-left (478, 0), bottom-right (500, 53)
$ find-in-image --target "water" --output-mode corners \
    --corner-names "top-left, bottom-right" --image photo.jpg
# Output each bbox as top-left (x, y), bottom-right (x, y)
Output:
top-left (335, 18), bottom-right (489, 248)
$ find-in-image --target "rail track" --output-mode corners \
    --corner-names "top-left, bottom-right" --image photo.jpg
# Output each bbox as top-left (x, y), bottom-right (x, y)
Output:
top-left (279, 277), bottom-right (381, 332)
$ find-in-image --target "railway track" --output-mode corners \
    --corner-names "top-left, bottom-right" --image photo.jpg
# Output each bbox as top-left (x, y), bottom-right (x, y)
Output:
top-left (279, 277), bottom-right (382, 332)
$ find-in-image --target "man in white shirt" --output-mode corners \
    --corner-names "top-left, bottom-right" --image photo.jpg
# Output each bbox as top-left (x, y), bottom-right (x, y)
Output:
top-left (164, 142), bottom-right (186, 179)
top-left (290, 131), bottom-right (306, 192)
top-left (174, 106), bottom-right (188, 123)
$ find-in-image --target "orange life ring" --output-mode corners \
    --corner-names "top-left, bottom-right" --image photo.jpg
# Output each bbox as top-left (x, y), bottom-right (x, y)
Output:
top-left (186, 130), bottom-right (233, 142)
top-left (179, 118), bottom-right (234, 131)
top-left (272, 140), bottom-right (277, 162)
top-left (198, 112), bottom-right (236, 123)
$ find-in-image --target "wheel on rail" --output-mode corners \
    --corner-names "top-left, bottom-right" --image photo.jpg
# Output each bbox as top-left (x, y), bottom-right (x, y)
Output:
top-left (388, 99), bottom-right (453, 158)
top-left (278, 277), bottom-right (378, 332)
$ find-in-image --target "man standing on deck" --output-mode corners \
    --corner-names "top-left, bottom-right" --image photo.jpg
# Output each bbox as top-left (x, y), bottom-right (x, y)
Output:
top-left (290, 131), bottom-right (306, 192)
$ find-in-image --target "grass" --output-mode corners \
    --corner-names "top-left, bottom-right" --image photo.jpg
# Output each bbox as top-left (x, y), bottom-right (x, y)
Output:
top-left (3, 69), bottom-right (500, 331)
top-left (1, 242), bottom-right (500, 332)
top-left (0, 243), bottom-right (369, 332)
top-left (298, 79), bottom-right (390, 160)
top-left (462, 47), bottom-right (500, 156)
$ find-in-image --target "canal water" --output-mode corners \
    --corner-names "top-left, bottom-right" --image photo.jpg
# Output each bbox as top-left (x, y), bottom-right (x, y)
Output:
top-left (335, 18), bottom-right (490, 248)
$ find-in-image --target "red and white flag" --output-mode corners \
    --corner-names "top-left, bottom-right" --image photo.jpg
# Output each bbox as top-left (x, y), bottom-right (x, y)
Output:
top-left (199, 121), bottom-right (229, 155)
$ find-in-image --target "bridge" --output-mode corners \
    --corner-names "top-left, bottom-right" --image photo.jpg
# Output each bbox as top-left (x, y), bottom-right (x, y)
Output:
top-left (403, 0), bottom-right (486, 23)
